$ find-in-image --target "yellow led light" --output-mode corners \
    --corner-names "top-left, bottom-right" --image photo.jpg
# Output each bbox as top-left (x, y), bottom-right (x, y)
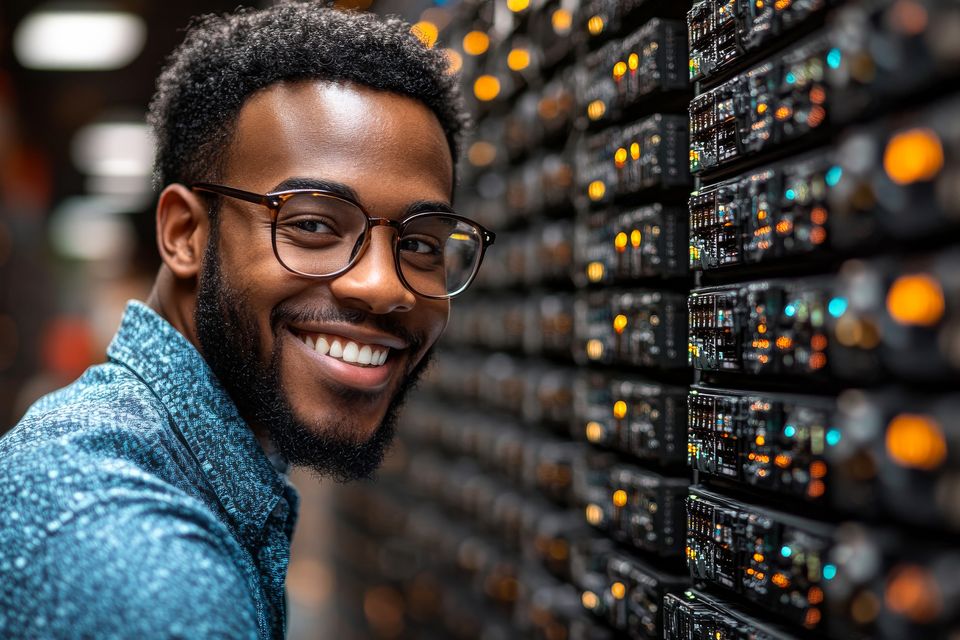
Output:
top-left (587, 15), bottom-right (604, 35)
top-left (628, 53), bottom-right (639, 70)
top-left (612, 489), bottom-right (628, 507)
top-left (411, 21), bottom-right (439, 48)
top-left (588, 180), bottom-right (606, 201)
top-left (463, 31), bottom-right (490, 56)
top-left (552, 9), bottom-right (573, 35)
top-left (757, 103), bottom-right (768, 114)
top-left (612, 61), bottom-right (627, 79)
top-left (585, 503), bottom-right (603, 525)
top-left (613, 314), bottom-right (628, 335)
top-left (507, 0), bottom-right (530, 12)
top-left (586, 261), bottom-right (605, 282)
top-left (507, 48), bottom-right (530, 71)
top-left (630, 142), bottom-right (640, 160)
top-left (614, 147), bottom-right (628, 167)
top-left (474, 75), bottom-right (500, 101)
top-left (614, 232), bottom-right (628, 252)
top-left (587, 99), bottom-right (606, 121)
top-left (586, 339), bottom-right (604, 360)
top-left (585, 421), bottom-right (604, 442)
top-left (630, 229), bottom-right (642, 248)
top-left (613, 400), bottom-right (627, 419)
top-left (581, 590), bottom-right (599, 610)
top-left (611, 582), bottom-right (626, 600)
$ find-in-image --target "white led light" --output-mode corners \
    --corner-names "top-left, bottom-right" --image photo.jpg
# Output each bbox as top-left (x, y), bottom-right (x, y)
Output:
top-left (71, 121), bottom-right (154, 178)
top-left (14, 10), bottom-right (146, 70)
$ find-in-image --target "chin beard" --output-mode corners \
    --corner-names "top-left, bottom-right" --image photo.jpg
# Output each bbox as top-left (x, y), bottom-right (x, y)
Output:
top-left (193, 232), bottom-right (431, 482)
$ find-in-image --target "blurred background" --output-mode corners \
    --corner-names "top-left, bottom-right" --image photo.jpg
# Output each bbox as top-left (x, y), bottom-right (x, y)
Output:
top-left (4, 1), bottom-right (960, 640)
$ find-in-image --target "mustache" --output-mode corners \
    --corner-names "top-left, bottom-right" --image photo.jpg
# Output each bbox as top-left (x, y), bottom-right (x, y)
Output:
top-left (270, 302), bottom-right (424, 352)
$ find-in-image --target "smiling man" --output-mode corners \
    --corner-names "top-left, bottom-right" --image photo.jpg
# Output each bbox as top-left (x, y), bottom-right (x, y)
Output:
top-left (0, 4), bottom-right (492, 639)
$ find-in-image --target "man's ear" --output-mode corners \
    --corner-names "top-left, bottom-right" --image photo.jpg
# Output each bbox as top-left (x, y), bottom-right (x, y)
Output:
top-left (155, 184), bottom-right (210, 280)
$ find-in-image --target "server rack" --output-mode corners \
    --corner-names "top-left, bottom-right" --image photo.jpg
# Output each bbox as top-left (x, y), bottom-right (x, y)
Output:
top-left (334, 1), bottom-right (960, 638)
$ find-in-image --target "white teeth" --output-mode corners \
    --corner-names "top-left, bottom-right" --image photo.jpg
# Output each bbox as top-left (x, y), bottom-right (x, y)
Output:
top-left (315, 337), bottom-right (329, 356)
top-left (342, 342), bottom-right (359, 363)
top-left (358, 345), bottom-right (372, 365)
top-left (300, 332), bottom-right (391, 366)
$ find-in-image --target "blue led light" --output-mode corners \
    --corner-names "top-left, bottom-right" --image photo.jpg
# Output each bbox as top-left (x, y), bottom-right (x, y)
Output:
top-left (785, 188), bottom-right (797, 200)
top-left (826, 429), bottom-right (841, 446)
top-left (786, 72), bottom-right (796, 85)
top-left (823, 564), bottom-right (838, 580)
top-left (781, 545), bottom-right (792, 558)
top-left (825, 165), bottom-right (843, 187)
top-left (827, 297), bottom-right (848, 318)
top-left (784, 304), bottom-right (797, 317)
top-left (784, 425), bottom-right (796, 438)
top-left (827, 48), bottom-right (842, 69)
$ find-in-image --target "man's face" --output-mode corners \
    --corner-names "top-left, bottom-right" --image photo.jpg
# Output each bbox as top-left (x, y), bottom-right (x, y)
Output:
top-left (194, 80), bottom-right (453, 479)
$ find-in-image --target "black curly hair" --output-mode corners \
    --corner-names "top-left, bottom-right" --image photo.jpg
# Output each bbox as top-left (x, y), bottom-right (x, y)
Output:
top-left (147, 2), bottom-right (467, 195)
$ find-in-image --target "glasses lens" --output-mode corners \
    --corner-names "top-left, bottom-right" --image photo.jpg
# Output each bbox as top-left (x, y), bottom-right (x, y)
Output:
top-left (274, 193), bottom-right (368, 276)
top-left (398, 215), bottom-right (482, 297)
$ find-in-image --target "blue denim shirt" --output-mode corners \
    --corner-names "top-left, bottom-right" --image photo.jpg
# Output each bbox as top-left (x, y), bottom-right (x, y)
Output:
top-left (0, 301), bottom-right (299, 639)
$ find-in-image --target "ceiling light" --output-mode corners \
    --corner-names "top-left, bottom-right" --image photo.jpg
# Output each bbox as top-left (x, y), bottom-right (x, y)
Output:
top-left (14, 9), bottom-right (146, 70)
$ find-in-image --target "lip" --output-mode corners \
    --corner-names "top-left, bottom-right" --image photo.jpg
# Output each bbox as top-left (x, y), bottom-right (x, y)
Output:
top-left (288, 323), bottom-right (409, 350)
top-left (287, 328), bottom-right (398, 391)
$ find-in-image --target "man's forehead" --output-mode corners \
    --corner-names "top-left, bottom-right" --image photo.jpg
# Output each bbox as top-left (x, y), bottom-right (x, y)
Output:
top-left (229, 80), bottom-right (454, 188)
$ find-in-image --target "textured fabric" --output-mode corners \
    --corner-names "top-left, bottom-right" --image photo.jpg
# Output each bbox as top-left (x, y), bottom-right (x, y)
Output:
top-left (0, 301), bottom-right (299, 639)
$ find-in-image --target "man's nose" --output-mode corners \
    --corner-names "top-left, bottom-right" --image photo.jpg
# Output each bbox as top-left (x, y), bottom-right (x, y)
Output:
top-left (328, 226), bottom-right (417, 314)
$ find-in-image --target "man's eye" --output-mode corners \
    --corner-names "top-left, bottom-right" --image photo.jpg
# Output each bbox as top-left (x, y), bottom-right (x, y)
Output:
top-left (399, 236), bottom-right (441, 255)
top-left (283, 217), bottom-right (335, 234)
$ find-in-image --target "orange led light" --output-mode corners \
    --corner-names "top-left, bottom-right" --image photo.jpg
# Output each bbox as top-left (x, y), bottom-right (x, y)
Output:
top-left (811, 334), bottom-right (828, 351)
top-left (612, 61), bottom-right (627, 80)
top-left (585, 504), bottom-right (603, 525)
top-left (804, 608), bottom-right (821, 628)
top-left (810, 461), bottom-right (827, 478)
top-left (775, 106), bottom-right (792, 121)
top-left (614, 231), bottom-right (628, 252)
top-left (613, 313), bottom-right (628, 334)
top-left (886, 565), bottom-right (942, 623)
top-left (776, 336), bottom-right (793, 350)
top-left (811, 206), bottom-right (828, 225)
top-left (588, 180), bottom-right (606, 201)
top-left (613, 400), bottom-right (628, 419)
top-left (586, 262), bottom-right (605, 283)
top-left (507, 0), bottom-right (530, 12)
top-left (756, 435), bottom-right (766, 446)
top-left (587, 100), bottom-right (606, 121)
top-left (887, 274), bottom-right (945, 326)
top-left (614, 147), bottom-right (628, 167)
top-left (581, 590), bottom-right (599, 610)
top-left (628, 53), bottom-right (639, 70)
top-left (585, 422), bottom-right (603, 442)
top-left (411, 21), bottom-right (439, 48)
top-left (586, 339), bottom-right (604, 360)
top-left (612, 489), bottom-right (628, 507)
top-left (808, 587), bottom-right (824, 605)
top-left (772, 573), bottom-right (791, 588)
top-left (610, 581), bottom-right (626, 600)
top-left (507, 48), bottom-right (531, 71)
top-left (474, 75), bottom-right (500, 101)
top-left (757, 323), bottom-right (767, 334)
top-left (810, 352), bottom-right (827, 370)
top-left (630, 142), bottom-right (641, 160)
top-left (775, 454), bottom-right (791, 468)
top-left (463, 31), bottom-right (489, 56)
top-left (883, 128), bottom-right (944, 185)
top-left (810, 226), bottom-right (827, 245)
top-left (886, 414), bottom-right (947, 470)
top-left (551, 9), bottom-right (573, 34)
top-left (630, 229), bottom-right (642, 248)
top-left (776, 220), bottom-right (794, 235)
top-left (587, 15), bottom-right (604, 35)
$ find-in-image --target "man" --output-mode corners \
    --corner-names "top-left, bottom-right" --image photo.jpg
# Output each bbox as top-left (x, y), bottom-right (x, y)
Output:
top-left (0, 4), bottom-right (493, 638)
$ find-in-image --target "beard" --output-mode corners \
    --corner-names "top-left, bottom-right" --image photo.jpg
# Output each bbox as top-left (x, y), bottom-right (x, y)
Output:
top-left (193, 229), bottom-right (432, 482)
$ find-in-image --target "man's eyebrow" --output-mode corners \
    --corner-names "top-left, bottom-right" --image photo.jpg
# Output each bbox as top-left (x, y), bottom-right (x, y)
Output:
top-left (270, 177), bottom-right (361, 203)
top-left (271, 176), bottom-right (454, 216)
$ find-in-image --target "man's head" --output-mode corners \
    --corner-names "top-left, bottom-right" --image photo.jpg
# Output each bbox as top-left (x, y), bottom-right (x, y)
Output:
top-left (146, 4), bottom-right (474, 480)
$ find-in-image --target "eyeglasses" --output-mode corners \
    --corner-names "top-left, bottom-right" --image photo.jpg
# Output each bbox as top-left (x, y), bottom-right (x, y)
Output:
top-left (191, 182), bottom-right (495, 299)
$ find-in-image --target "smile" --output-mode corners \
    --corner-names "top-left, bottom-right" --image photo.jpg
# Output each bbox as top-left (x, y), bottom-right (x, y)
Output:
top-left (295, 331), bottom-right (390, 367)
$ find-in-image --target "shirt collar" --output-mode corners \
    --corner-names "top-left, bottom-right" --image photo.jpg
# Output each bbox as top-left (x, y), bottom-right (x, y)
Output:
top-left (107, 300), bottom-right (291, 545)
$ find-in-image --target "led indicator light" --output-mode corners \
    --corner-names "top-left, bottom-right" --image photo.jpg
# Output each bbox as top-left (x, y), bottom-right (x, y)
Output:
top-left (827, 48), bottom-right (842, 69)
top-left (785, 304), bottom-right (797, 317)
top-left (823, 564), bottom-right (838, 580)
top-left (826, 429), bottom-right (842, 446)
top-left (828, 297), bottom-right (848, 318)
top-left (784, 425), bottom-right (796, 438)
top-left (781, 545), bottom-right (792, 557)
top-left (825, 166), bottom-right (843, 187)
